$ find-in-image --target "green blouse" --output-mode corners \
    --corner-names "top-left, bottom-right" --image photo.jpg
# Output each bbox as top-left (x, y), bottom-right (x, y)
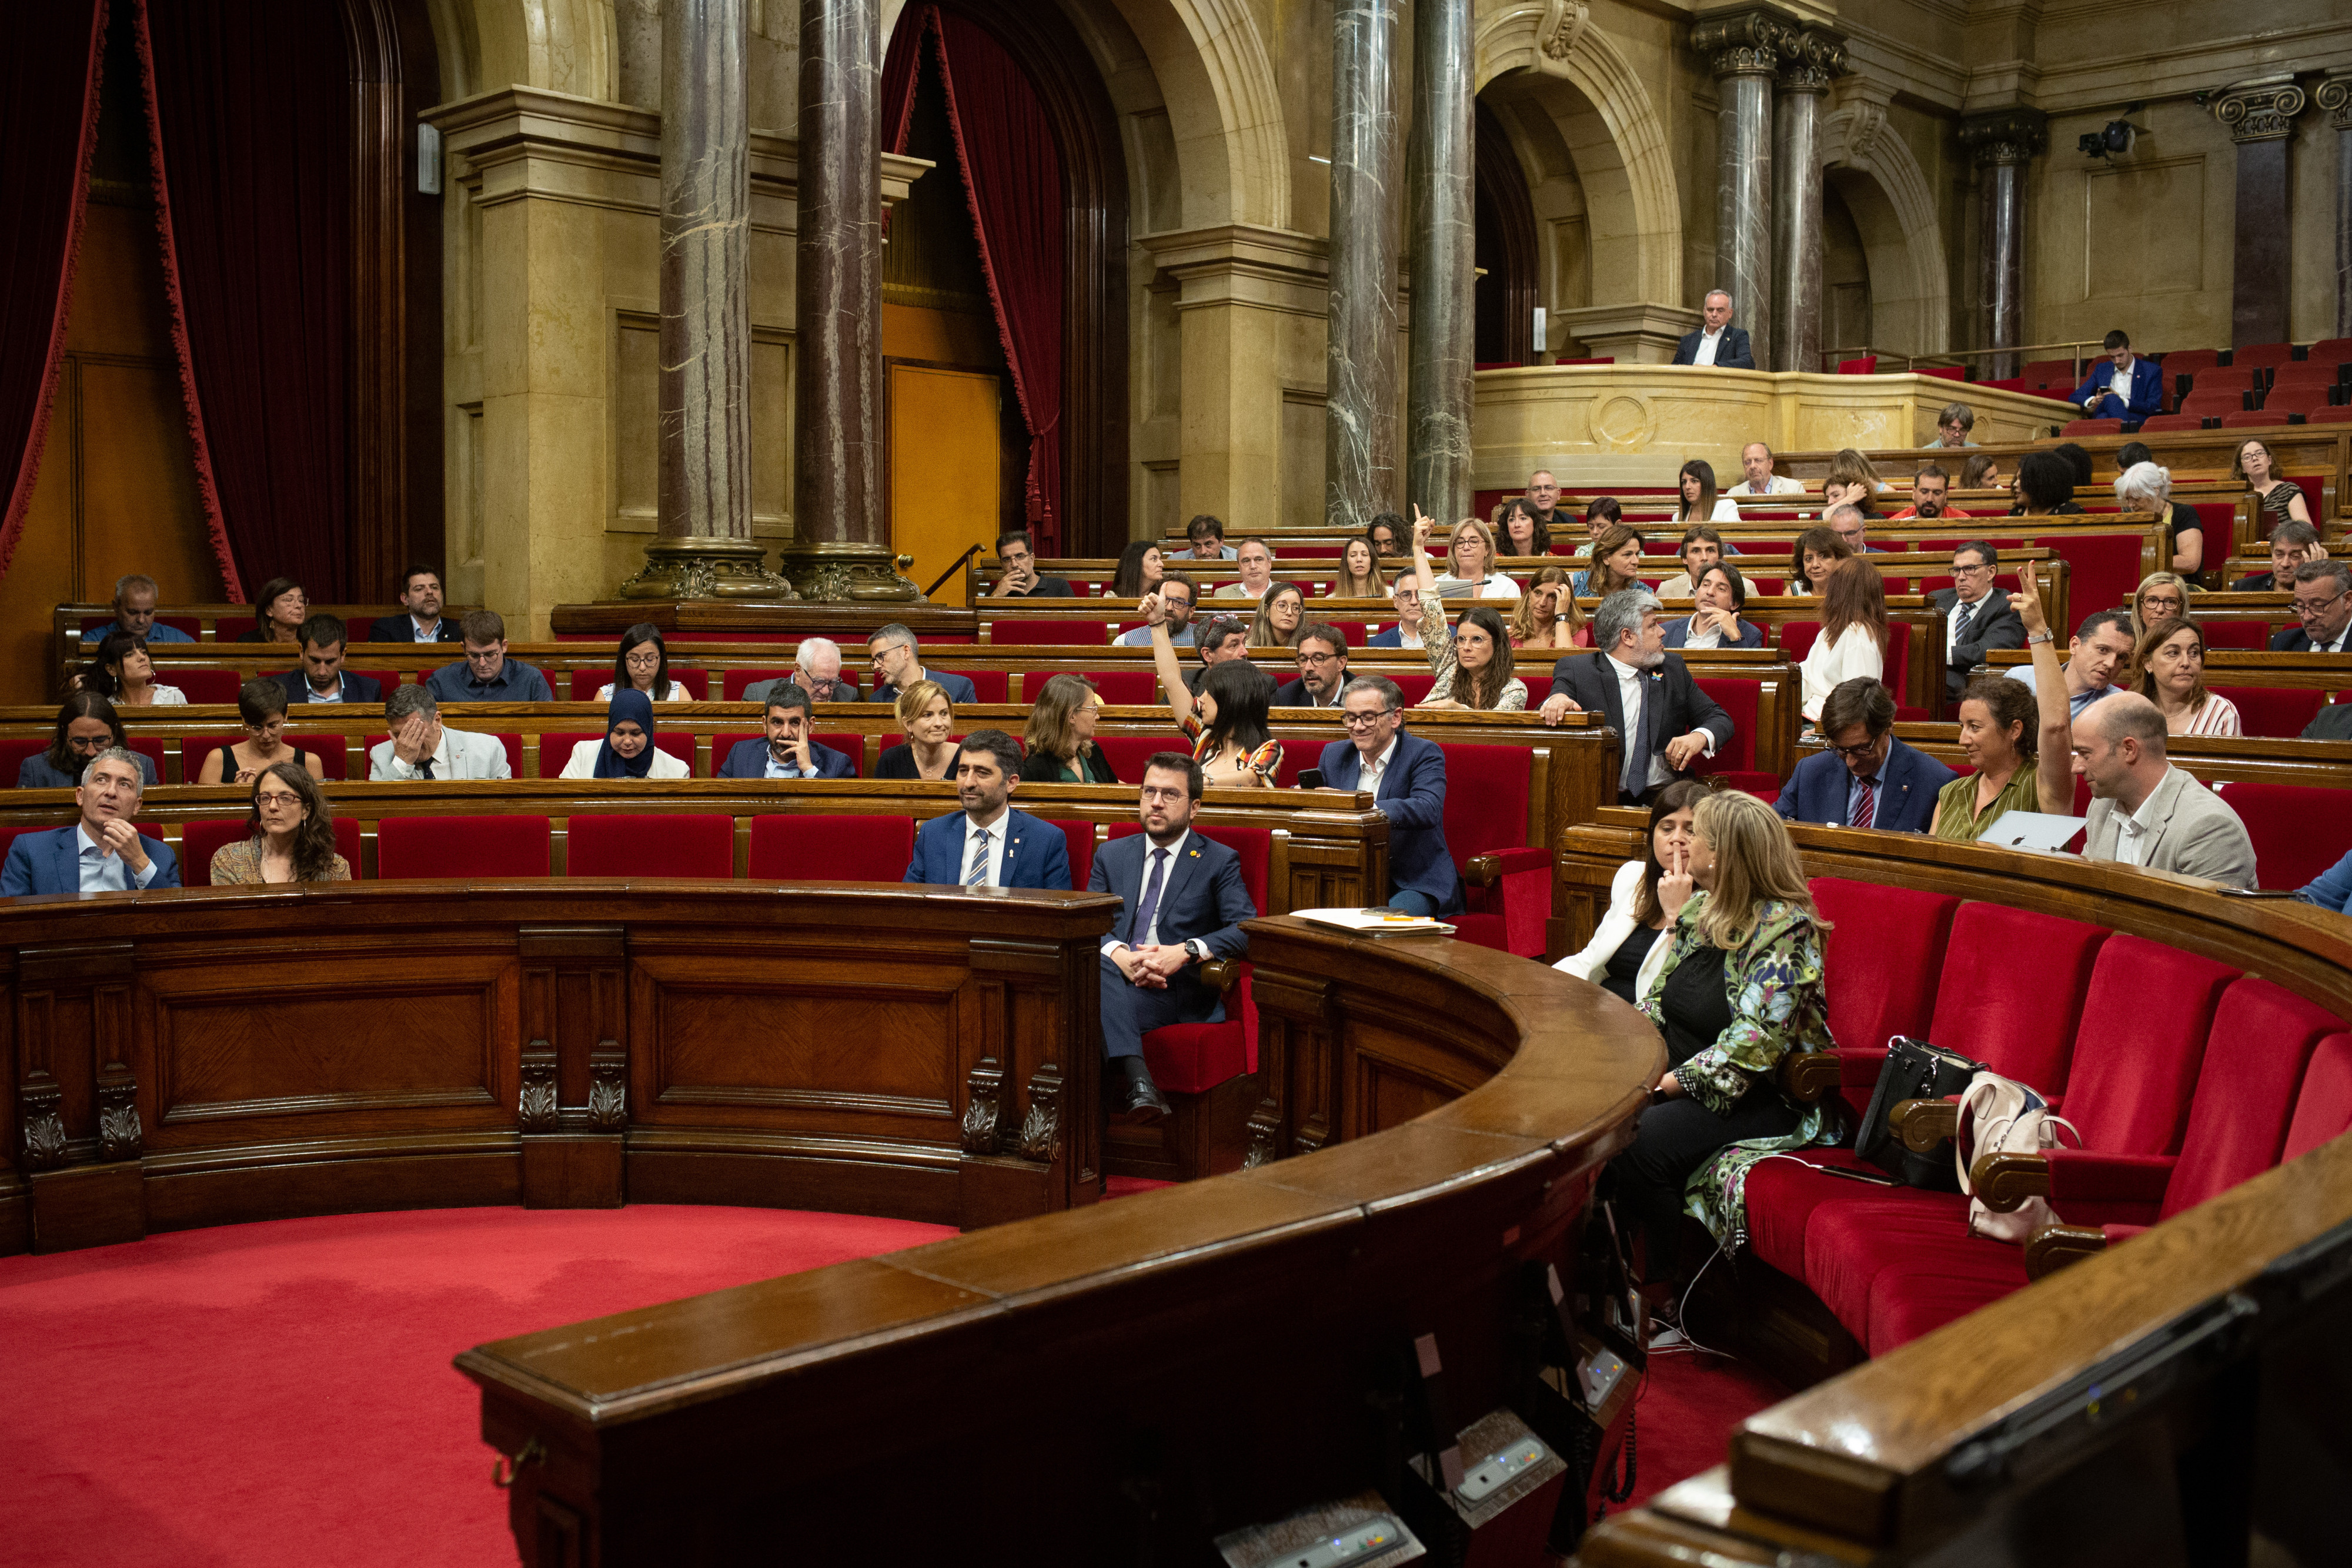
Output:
top-left (1933, 763), bottom-right (2054, 842)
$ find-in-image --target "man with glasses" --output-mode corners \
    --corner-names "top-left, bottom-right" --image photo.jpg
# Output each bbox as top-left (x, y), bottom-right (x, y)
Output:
top-left (2006, 607), bottom-right (2133, 719)
top-left (1726, 441), bottom-right (1803, 497)
top-left (863, 624), bottom-right (977, 704)
top-left (1366, 577), bottom-right (1426, 648)
top-left (1523, 471), bottom-right (1568, 536)
top-left (1317, 676), bottom-right (1459, 916)
top-left (1776, 678), bottom-right (1954, 833)
top-left (1115, 574), bottom-right (1198, 646)
top-left (2273, 560), bottom-right (2352, 653)
top-left (1271, 624), bottom-right (1349, 706)
top-left (989, 530), bottom-right (1074, 598)
top-left (1538, 590), bottom-right (1733, 804)
top-left (1927, 541), bottom-right (2023, 703)
top-left (423, 610), bottom-right (555, 702)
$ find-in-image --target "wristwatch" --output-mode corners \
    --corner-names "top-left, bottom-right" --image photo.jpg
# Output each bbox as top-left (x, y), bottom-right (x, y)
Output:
top-left (2027, 630), bottom-right (2055, 644)
top-left (1184, 939), bottom-right (1210, 962)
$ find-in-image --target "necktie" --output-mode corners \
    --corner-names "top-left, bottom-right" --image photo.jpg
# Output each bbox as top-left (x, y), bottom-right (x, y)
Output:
top-left (964, 827), bottom-right (991, 887)
top-left (1132, 847), bottom-right (1170, 944)
top-left (1853, 777), bottom-right (1877, 830)
top-left (417, 756), bottom-right (436, 780)
top-left (1951, 599), bottom-right (1976, 646)
top-left (1620, 675), bottom-right (1652, 797)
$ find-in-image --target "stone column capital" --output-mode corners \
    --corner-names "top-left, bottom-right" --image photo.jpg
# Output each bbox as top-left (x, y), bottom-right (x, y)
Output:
top-left (1776, 28), bottom-right (1845, 95)
top-left (2316, 72), bottom-right (2352, 131)
top-left (1689, 9), bottom-right (1793, 81)
top-left (2214, 76), bottom-right (2308, 143)
top-left (1958, 107), bottom-right (2049, 168)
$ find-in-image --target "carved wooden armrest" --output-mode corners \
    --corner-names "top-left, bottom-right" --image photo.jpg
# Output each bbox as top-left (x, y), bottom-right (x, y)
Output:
top-left (2024, 1223), bottom-right (2108, 1281)
top-left (1967, 1152), bottom-right (2050, 1212)
top-left (1197, 957), bottom-right (1238, 992)
top-left (1461, 847), bottom-right (1550, 888)
top-left (1780, 1053), bottom-right (1843, 1104)
top-left (1892, 1096), bottom-right (1959, 1153)
top-left (1462, 854), bottom-right (1500, 888)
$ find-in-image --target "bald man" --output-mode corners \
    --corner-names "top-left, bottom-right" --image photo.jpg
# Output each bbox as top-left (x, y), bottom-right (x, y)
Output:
top-left (2074, 691), bottom-right (2256, 888)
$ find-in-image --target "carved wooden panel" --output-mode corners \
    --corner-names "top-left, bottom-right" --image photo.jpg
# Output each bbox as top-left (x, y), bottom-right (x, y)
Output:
top-left (520, 927), bottom-right (627, 1121)
top-left (14, 944), bottom-right (136, 1170)
top-left (1250, 967), bottom-right (1341, 1163)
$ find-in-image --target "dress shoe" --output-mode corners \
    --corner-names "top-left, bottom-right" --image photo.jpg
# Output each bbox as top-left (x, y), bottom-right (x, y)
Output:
top-left (1111, 1057), bottom-right (1170, 1124)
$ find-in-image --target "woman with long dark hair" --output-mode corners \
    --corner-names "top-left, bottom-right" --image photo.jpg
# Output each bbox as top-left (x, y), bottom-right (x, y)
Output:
top-left (79, 630), bottom-right (186, 707)
top-left (235, 578), bottom-right (309, 645)
top-left (208, 761), bottom-right (350, 884)
top-left (1798, 558), bottom-right (1888, 724)
top-left (1556, 778), bottom-right (1709, 1005)
top-left (1675, 459), bottom-right (1738, 523)
top-left (1145, 592), bottom-right (1282, 787)
top-left (596, 623), bottom-right (689, 701)
top-left (1932, 561), bottom-right (2074, 839)
top-left (1111, 540), bottom-right (1167, 599)
top-left (1406, 509), bottom-right (1526, 710)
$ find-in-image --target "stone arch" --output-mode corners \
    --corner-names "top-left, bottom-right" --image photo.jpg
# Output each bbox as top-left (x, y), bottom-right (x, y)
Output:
top-left (452, 0), bottom-right (616, 101)
top-left (1820, 91), bottom-right (1950, 356)
top-left (1474, 1), bottom-right (1681, 307)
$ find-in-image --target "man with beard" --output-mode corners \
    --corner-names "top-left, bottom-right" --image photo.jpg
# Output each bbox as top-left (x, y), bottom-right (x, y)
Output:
top-left (902, 729), bottom-right (1071, 889)
top-left (1537, 590), bottom-right (1733, 805)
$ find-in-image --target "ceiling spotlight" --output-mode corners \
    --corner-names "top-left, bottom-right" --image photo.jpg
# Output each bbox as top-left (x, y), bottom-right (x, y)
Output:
top-left (2079, 104), bottom-right (2146, 160)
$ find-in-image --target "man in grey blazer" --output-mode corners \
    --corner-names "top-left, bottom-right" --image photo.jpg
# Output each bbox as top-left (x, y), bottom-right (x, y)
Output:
top-left (2076, 693), bottom-right (2257, 888)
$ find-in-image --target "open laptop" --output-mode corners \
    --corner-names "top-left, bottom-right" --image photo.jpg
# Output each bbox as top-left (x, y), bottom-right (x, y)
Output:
top-left (1979, 810), bottom-right (2088, 853)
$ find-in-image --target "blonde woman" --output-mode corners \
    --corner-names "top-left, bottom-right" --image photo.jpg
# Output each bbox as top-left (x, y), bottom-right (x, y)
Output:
top-left (1020, 674), bottom-right (1120, 782)
top-left (2129, 571), bottom-right (2193, 643)
top-left (1333, 537), bottom-right (1387, 599)
top-left (1432, 516), bottom-right (1521, 599)
top-left (1406, 510), bottom-right (1527, 710)
top-left (876, 680), bottom-right (957, 780)
top-left (1508, 566), bottom-right (1588, 650)
top-left (1572, 524), bottom-right (1646, 599)
top-left (1607, 788), bottom-right (1837, 1272)
top-left (1250, 581), bottom-right (1307, 648)
top-left (2132, 618), bottom-right (2240, 737)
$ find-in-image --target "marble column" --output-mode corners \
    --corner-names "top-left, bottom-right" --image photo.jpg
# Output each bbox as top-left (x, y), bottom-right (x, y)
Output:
top-left (1404, 0), bottom-right (1474, 523)
top-left (622, 0), bottom-right (797, 600)
top-left (1958, 109), bottom-right (2046, 383)
top-left (1769, 31), bottom-right (1842, 373)
top-left (778, 0), bottom-right (916, 600)
top-left (2214, 77), bottom-right (2307, 347)
top-left (2320, 74), bottom-right (2352, 339)
top-left (1325, 0), bottom-right (1400, 533)
top-left (1691, 11), bottom-right (1785, 370)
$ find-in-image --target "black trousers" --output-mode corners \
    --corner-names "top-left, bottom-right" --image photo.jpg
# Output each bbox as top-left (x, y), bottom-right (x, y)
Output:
top-left (1606, 1086), bottom-right (1800, 1274)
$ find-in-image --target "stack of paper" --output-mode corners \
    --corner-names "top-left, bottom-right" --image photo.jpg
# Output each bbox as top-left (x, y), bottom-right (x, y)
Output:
top-left (1291, 907), bottom-right (1458, 937)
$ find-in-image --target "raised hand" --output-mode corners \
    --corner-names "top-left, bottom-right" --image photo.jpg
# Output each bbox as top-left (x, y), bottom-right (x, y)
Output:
top-left (2008, 558), bottom-right (2048, 637)
top-left (1410, 507), bottom-right (1435, 549)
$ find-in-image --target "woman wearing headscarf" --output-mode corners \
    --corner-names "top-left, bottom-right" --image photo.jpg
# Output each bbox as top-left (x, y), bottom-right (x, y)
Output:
top-left (559, 687), bottom-right (690, 778)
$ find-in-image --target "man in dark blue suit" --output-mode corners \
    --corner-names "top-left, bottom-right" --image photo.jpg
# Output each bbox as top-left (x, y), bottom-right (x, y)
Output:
top-left (1539, 590), bottom-right (1735, 805)
top-left (2, 748), bottom-right (179, 895)
top-left (903, 730), bottom-right (1072, 890)
top-left (275, 616), bottom-right (385, 705)
top-left (2067, 330), bottom-right (2164, 426)
top-left (1669, 290), bottom-right (1755, 369)
top-left (1363, 578), bottom-right (1423, 650)
top-left (717, 687), bottom-right (858, 778)
top-left (366, 566), bottom-right (463, 644)
top-left (1776, 678), bottom-right (1955, 834)
top-left (1091, 753), bottom-right (1259, 1121)
top-left (2270, 560), bottom-right (2352, 653)
top-left (863, 623), bottom-right (979, 705)
top-left (1317, 676), bottom-right (1459, 915)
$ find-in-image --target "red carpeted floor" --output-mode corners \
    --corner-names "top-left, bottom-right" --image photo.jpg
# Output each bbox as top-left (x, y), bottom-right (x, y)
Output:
top-left (1621, 1348), bottom-right (1793, 1510)
top-left (0, 1205), bottom-right (954, 1568)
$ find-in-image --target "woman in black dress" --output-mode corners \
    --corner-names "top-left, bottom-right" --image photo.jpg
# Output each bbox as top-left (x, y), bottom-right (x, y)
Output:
top-left (874, 681), bottom-right (957, 780)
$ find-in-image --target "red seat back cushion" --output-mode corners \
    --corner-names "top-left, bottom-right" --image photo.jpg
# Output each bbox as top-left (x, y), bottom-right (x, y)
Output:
top-left (746, 814), bottom-right (914, 881)
top-left (1436, 745), bottom-right (1530, 868)
top-left (2060, 935), bottom-right (2237, 1155)
top-left (944, 668), bottom-right (1008, 704)
top-left (1925, 904), bottom-right (2109, 1092)
top-left (2284, 1033), bottom-right (2352, 1162)
top-left (2212, 781), bottom-right (2352, 890)
top-left (0, 737), bottom-right (46, 783)
top-left (376, 815), bottom-right (550, 879)
top-left (2199, 621), bottom-right (2270, 650)
top-left (2163, 978), bottom-right (2343, 1218)
top-left (2213, 686), bottom-right (2323, 742)
top-left (167, 668), bottom-right (246, 705)
top-left (1689, 679), bottom-right (1758, 772)
top-left (1809, 879), bottom-right (1960, 1053)
top-left (720, 668), bottom-right (797, 701)
top-left (537, 732), bottom-right (696, 778)
top-left (1781, 621), bottom-right (1819, 661)
top-left (1043, 818), bottom-right (1095, 892)
top-left (1084, 670), bottom-right (1158, 706)
top-left (1092, 735), bottom-right (1176, 783)
top-left (567, 814), bottom-right (734, 878)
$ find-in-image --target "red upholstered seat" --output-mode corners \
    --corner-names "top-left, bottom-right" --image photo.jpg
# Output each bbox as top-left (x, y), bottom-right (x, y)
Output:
top-left (2180, 388), bottom-right (2247, 420)
top-left (1780, 621), bottom-right (1818, 660)
top-left (534, 731), bottom-right (697, 777)
top-left (2267, 362), bottom-right (2340, 390)
top-left (2233, 341), bottom-right (2296, 372)
top-left (1084, 670), bottom-right (1159, 705)
top-left (1436, 743), bottom-right (1546, 955)
top-left (1810, 878), bottom-right (1959, 1071)
top-left (2062, 419), bottom-right (2123, 437)
top-left (2057, 935), bottom-right (2237, 1156)
top-left (170, 668), bottom-right (246, 705)
top-left (2207, 781), bottom-right (2352, 890)
top-left (376, 815), bottom-right (550, 879)
top-left (1042, 818), bottom-right (1095, 891)
top-left (929, 668), bottom-right (1006, 704)
top-left (182, 735), bottom-right (349, 782)
top-left (1108, 822), bottom-right (1274, 1091)
top-left (0, 737), bottom-right (47, 783)
top-left (720, 668), bottom-right (794, 701)
top-left (182, 817), bottom-right (365, 885)
top-left (1975, 376), bottom-right (2025, 394)
top-left (1926, 904), bottom-right (2107, 1095)
top-left (2019, 530), bottom-right (2140, 629)
top-left (566, 814), bottom-right (733, 878)
top-left (2219, 408), bottom-right (2300, 428)
top-left (1091, 734), bottom-right (1178, 783)
top-left (1689, 678), bottom-right (1758, 773)
top-left (2193, 364), bottom-right (2256, 394)
top-left (566, 668), bottom-right (709, 700)
top-left (2134, 412), bottom-right (2205, 432)
top-left (2199, 620), bottom-right (2270, 650)
top-left (2306, 338), bottom-right (2352, 366)
top-left (2284, 1034), bottom-right (2352, 1162)
top-left (2303, 402), bottom-right (2352, 425)
top-left (746, 814), bottom-right (913, 881)
top-left (1391, 672), bottom-right (1436, 705)
top-left (989, 619), bottom-right (1105, 645)
top-left (1837, 357), bottom-right (1877, 376)
top-left (2212, 685), bottom-right (2323, 741)
top-left (2020, 358), bottom-right (2077, 385)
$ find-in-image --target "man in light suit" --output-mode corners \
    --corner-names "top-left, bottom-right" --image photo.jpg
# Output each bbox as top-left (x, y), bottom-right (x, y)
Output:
top-left (863, 623), bottom-right (978, 705)
top-left (368, 686), bottom-right (512, 780)
top-left (1928, 541), bottom-right (2026, 702)
top-left (1670, 290), bottom-right (1755, 369)
top-left (1726, 442), bottom-right (1803, 497)
top-left (903, 730), bottom-right (1072, 890)
top-left (1538, 591), bottom-right (1735, 805)
top-left (717, 687), bottom-right (857, 778)
top-left (1092, 753), bottom-right (1259, 1121)
top-left (2076, 693), bottom-right (2257, 888)
top-left (2269, 560), bottom-right (2352, 653)
top-left (1317, 676), bottom-right (1459, 916)
top-left (1777, 679), bottom-right (1955, 834)
top-left (2, 748), bottom-right (179, 895)
top-left (2067, 330), bottom-right (2164, 426)
top-left (275, 616), bottom-right (385, 706)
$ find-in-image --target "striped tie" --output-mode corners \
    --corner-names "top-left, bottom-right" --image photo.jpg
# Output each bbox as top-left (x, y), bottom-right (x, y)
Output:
top-left (964, 827), bottom-right (991, 887)
top-left (1853, 779), bottom-right (1877, 831)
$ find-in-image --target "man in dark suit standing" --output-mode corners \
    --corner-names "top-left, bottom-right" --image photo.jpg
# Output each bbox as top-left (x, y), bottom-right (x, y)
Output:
top-left (1776, 678), bottom-right (1955, 833)
top-left (2270, 560), bottom-right (2352, 653)
top-left (903, 730), bottom-right (1071, 889)
top-left (717, 687), bottom-right (857, 778)
top-left (1927, 541), bottom-right (2025, 703)
top-left (1091, 753), bottom-right (1259, 1121)
top-left (1669, 290), bottom-right (1755, 369)
top-left (1538, 590), bottom-right (1734, 804)
top-left (1, 748), bottom-right (179, 894)
top-left (1316, 676), bottom-right (1459, 915)
top-left (367, 566), bottom-right (463, 644)
top-left (275, 616), bottom-right (385, 705)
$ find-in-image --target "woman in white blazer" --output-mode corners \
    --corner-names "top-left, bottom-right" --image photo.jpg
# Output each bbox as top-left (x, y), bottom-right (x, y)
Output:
top-left (1555, 779), bottom-right (1708, 1006)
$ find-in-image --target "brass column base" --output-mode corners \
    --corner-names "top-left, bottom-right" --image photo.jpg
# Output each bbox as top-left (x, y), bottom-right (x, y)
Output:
top-left (616, 539), bottom-right (800, 601)
top-left (771, 540), bottom-right (924, 603)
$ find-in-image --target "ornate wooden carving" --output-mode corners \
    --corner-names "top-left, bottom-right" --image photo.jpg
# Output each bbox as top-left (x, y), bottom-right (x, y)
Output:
top-left (95, 1081), bottom-right (141, 1164)
top-left (961, 1059), bottom-right (1005, 1155)
top-left (519, 927), bottom-right (627, 1128)
top-left (19, 1076), bottom-right (66, 1171)
top-left (1018, 1064), bottom-right (1061, 1164)
top-left (587, 1055), bottom-right (627, 1131)
top-left (519, 1051), bottom-right (560, 1134)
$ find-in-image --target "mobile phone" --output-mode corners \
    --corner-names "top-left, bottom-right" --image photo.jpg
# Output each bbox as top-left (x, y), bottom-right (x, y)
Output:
top-left (1296, 768), bottom-right (1325, 790)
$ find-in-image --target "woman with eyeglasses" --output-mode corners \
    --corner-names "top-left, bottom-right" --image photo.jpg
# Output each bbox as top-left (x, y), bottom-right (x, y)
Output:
top-left (196, 679), bottom-right (326, 785)
top-left (235, 578), bottom-right (309, 645)
top-left (1020, 674), bottom-right (1120, 782)
top-left (2129, 571), bottom-right (2193, 643)
top-left (208, 762), bottom-right (350, 884)
top-left (594, 623), bottom-right (690, 701)
top-left (1251, 582), bottom-right (1307, 648)
top-left (1407, 509), bottom-right (1526, 710)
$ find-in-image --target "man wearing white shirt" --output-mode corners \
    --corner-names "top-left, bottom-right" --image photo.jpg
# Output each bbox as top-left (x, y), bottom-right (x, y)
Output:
top-left (1538, 591), bottom-right (1733, 803)
top-left (1, 749), bottom-right (181, 894)
top-left (1212, 539), bottom-right (1275, 600)
top-left (365, 567), bottom-right (462, 643)
top-left (1365, 577), bottom-right (1426, 649)
top-left (1725, 441), bottom-right (1804, 497)
top-left (1671, 291), bottom-right (1755, 369)
top-left (2076, 693), bottom-right (2256, 887)
top-left (368, 686), bottom-right (513, 780)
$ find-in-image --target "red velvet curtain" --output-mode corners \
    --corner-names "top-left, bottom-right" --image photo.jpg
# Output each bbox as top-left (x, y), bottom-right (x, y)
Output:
top-left (886, 5), bottom-right (1065, 554)
top-left (133, 0), bottom-right (353, 601)
top-left (0, 0), bottom-right (109, 577)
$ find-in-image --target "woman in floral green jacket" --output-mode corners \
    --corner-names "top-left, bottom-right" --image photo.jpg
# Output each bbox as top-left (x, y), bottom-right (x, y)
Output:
top-left (1610, 789), bottom-right (1838, 1275)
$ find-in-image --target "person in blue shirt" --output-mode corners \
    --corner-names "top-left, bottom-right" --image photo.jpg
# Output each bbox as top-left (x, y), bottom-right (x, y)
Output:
top-left (2067, 330), bottom-right (2164, 424)
top-left (423, 610), bottom-right (554, 703)
top-left (82, 574), bottom-right (193, 646)
top-left (2298, 850), bottom-right (2352, 914)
